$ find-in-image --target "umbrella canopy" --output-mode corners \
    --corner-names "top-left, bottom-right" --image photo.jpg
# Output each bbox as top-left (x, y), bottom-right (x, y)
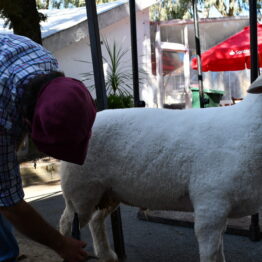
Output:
top-left (191, 24), bottom-right (262, 72)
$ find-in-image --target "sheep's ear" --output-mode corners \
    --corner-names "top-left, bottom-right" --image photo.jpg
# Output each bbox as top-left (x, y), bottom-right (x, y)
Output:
top-left (247, 75), bottom-right (262, 94)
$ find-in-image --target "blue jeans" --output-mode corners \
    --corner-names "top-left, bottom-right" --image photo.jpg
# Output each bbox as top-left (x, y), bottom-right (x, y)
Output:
top-left (0, 215), bottom-right (19, 262)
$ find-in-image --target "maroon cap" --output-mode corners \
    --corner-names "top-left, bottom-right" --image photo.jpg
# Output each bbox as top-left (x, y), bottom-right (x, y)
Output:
top-left (31, 77), bottom-right (96, 165)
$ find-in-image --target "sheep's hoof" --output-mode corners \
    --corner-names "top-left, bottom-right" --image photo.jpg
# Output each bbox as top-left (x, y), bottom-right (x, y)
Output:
top-left (98, 259), bottom-right (118, 262)
top-left (97, 250), bottom-right (118, 262)
top-left (97, 258), bottom-right (118, 262)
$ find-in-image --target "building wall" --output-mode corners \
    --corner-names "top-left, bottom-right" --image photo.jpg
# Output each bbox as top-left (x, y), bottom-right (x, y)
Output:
top-left (46, 8), bottom-right (154, 107)
top-left (152, 17), bottom-right (251, 104)
top-left (43, 14), bottom-right (253, 108)
top-left (159, 17), bottom-right (249, 51)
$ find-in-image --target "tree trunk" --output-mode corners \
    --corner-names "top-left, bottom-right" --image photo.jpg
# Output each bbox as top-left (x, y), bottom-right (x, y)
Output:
top-left (1, 0), bottom-right (42, 44)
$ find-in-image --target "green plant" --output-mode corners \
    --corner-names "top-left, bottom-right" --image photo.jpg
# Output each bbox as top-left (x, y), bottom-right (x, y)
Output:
top-left (107, 94), bottom-right (134, 109)
top-left (80, 39), bottom-right (145, 108)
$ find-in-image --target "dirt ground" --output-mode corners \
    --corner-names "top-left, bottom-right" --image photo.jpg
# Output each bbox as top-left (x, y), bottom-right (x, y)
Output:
top-left (16, 236), bottom-right (61, 262)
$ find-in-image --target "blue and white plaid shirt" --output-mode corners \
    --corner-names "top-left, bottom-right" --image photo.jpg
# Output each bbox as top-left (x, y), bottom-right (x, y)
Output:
top-left (0, 34), bottom-right (59, 206)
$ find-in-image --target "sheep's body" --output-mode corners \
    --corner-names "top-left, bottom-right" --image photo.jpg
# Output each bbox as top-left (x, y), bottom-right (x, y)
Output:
top-left (60, 90), bottom-right (262, 262)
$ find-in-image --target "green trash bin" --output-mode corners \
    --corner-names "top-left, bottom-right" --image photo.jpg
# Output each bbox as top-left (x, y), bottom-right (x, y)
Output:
top-left (191, 87), bottom-right (224, 108)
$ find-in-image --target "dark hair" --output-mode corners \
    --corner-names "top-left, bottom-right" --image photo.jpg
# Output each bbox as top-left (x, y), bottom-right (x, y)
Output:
top-left (21, 71), bottom-right (65, 122)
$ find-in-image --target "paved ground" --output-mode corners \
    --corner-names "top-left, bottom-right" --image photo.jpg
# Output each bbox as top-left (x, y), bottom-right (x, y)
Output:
top-left (15, 160), bottom-right (262, 262)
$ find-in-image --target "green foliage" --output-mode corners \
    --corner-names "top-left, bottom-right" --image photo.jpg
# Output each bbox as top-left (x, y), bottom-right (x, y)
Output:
top-left (107, 94), bottom-right (134, 109)
top-left (52, 0), bottom-right (86, 8)
top-left (150, 0), bottom-right (262, 21)
top-left (36, 0), bottom-right (115, 9)
top-left (36, 0), bottom-right (47, 8)
top-left (81, 39), bottom-right (144, 97)
top-left (80, 39), bottom-right (146, 109)
top-left (103, 39), bottom-right (134, 96)
top-left (96, 0), bottom-right (115, 4)
top-left (150, 0), bottom-right (192, 21)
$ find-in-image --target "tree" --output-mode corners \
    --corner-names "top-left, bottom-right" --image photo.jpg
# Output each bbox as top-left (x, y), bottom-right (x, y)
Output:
top-left (150, 0), bottom-right (262, 21)
top-left (96, 0), bottom-right (113, 3)
top-left (0, 0), bottom-right (46, 44)
top-left (0, 0), bottom-right (115, 45)
top-left (40, 0), bottom-right (114, 9)
top-left (150, 0), bottom-right (192, 21)
top-left (52, 0), bottom-right (86, 8)
top-left (200, 0), bottom-right (253, 17)
top-left (36, 0), bottom-right (49, 9)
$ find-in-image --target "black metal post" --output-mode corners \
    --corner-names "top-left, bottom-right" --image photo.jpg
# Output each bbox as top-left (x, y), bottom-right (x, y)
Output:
top-left (249, 0), bottom-right (261, 242)
top-left (85, 1), bottom-right (126, 258)
top-left (192, 0), bottom-right (205, 108)
top-left (129, 0), bottom-right (145, 107)
top-left (85, 0), bottom-right (107, 110)
top-left (111, 207), bottom-right (126, 260)
top-left (71, 213), bottom-right (81, 240)
top-left (63, 213), bottom-right (81, 262)
top-left (249, 0), bottom-right (259, 83)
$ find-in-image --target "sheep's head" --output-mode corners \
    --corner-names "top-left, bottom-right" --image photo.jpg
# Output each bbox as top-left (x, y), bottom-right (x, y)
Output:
top-left (248, 75), bottom-right (262, 94)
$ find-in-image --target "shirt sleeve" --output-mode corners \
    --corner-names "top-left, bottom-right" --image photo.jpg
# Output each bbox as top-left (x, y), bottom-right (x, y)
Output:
top-left (0, 130), bottom-right (24, 207)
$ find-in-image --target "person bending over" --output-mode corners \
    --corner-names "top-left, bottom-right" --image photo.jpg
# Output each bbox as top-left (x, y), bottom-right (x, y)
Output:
top-left (0, 33), bottom-right (96, 262)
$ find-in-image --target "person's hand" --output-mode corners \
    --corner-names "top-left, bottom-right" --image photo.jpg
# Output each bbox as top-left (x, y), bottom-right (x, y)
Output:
top-left (58, 236), bottom-right (88, 262)
top-left (1, 200), bottom-right (90, 262)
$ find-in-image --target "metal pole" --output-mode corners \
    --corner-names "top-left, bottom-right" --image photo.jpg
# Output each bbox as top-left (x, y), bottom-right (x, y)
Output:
top-left (129, 0), bottom-right (145, 107)
top-left (63, 213), bottom-right (81, 262)
top-left (85, 1), bottom-right (126, 258)
top-left (192, 0), bottom-right (205, 108)
top-left (155, 22), bottom-right (164, 108)
top-left (85, 0), bottom-right (107, 110)
top-left (111, 207), bottom-right (126, 259)
top-left (249, 0), bottom-right (259, 82)
top-left (249, 0), bottom-right (261, 242)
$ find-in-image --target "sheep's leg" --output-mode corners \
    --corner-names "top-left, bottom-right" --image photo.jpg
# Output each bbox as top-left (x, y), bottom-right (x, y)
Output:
top-left (59, 199), bottom-right (75, 236)
top-left (60, 182), bottom-right (106, 236)
top-left (194, 202), bottom-right (229, 262)
top-left (216, 237), bottom-right (225, 262)
top-left (216, 223), bottom-right (227, 262)
top-left (60, 197), bottom-right (96, 236)
top-left (89, 203), bottom-right (119, 262)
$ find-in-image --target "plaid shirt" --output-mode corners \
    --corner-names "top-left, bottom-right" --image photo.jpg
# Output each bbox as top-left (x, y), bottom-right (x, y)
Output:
top-left (0, 34), bottom-right (59, 206)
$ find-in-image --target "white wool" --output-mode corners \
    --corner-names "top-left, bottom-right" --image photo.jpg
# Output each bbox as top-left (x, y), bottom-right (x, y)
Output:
top-left (59, 75), bottom-right (262, 262)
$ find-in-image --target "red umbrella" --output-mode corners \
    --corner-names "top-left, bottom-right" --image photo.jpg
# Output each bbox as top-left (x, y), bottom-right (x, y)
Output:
top-left (191, 24), bottom-right (262, 72)
top-left (152, 51), bottom-right (183, 75)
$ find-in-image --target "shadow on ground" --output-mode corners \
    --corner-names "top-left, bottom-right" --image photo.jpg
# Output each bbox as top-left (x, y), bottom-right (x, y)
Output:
top-left (15, 192), bottom-right (262, 262)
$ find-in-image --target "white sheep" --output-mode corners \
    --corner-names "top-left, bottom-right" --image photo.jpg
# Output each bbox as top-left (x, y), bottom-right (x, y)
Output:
top-left (59, 75), bottom-right (262, 262)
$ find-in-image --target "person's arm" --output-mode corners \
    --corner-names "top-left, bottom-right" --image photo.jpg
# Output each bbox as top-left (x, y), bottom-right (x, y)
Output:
top-left (0, 130), bottom-right (87, 261)
top-left (0, 200), bottom-right (88, 262)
